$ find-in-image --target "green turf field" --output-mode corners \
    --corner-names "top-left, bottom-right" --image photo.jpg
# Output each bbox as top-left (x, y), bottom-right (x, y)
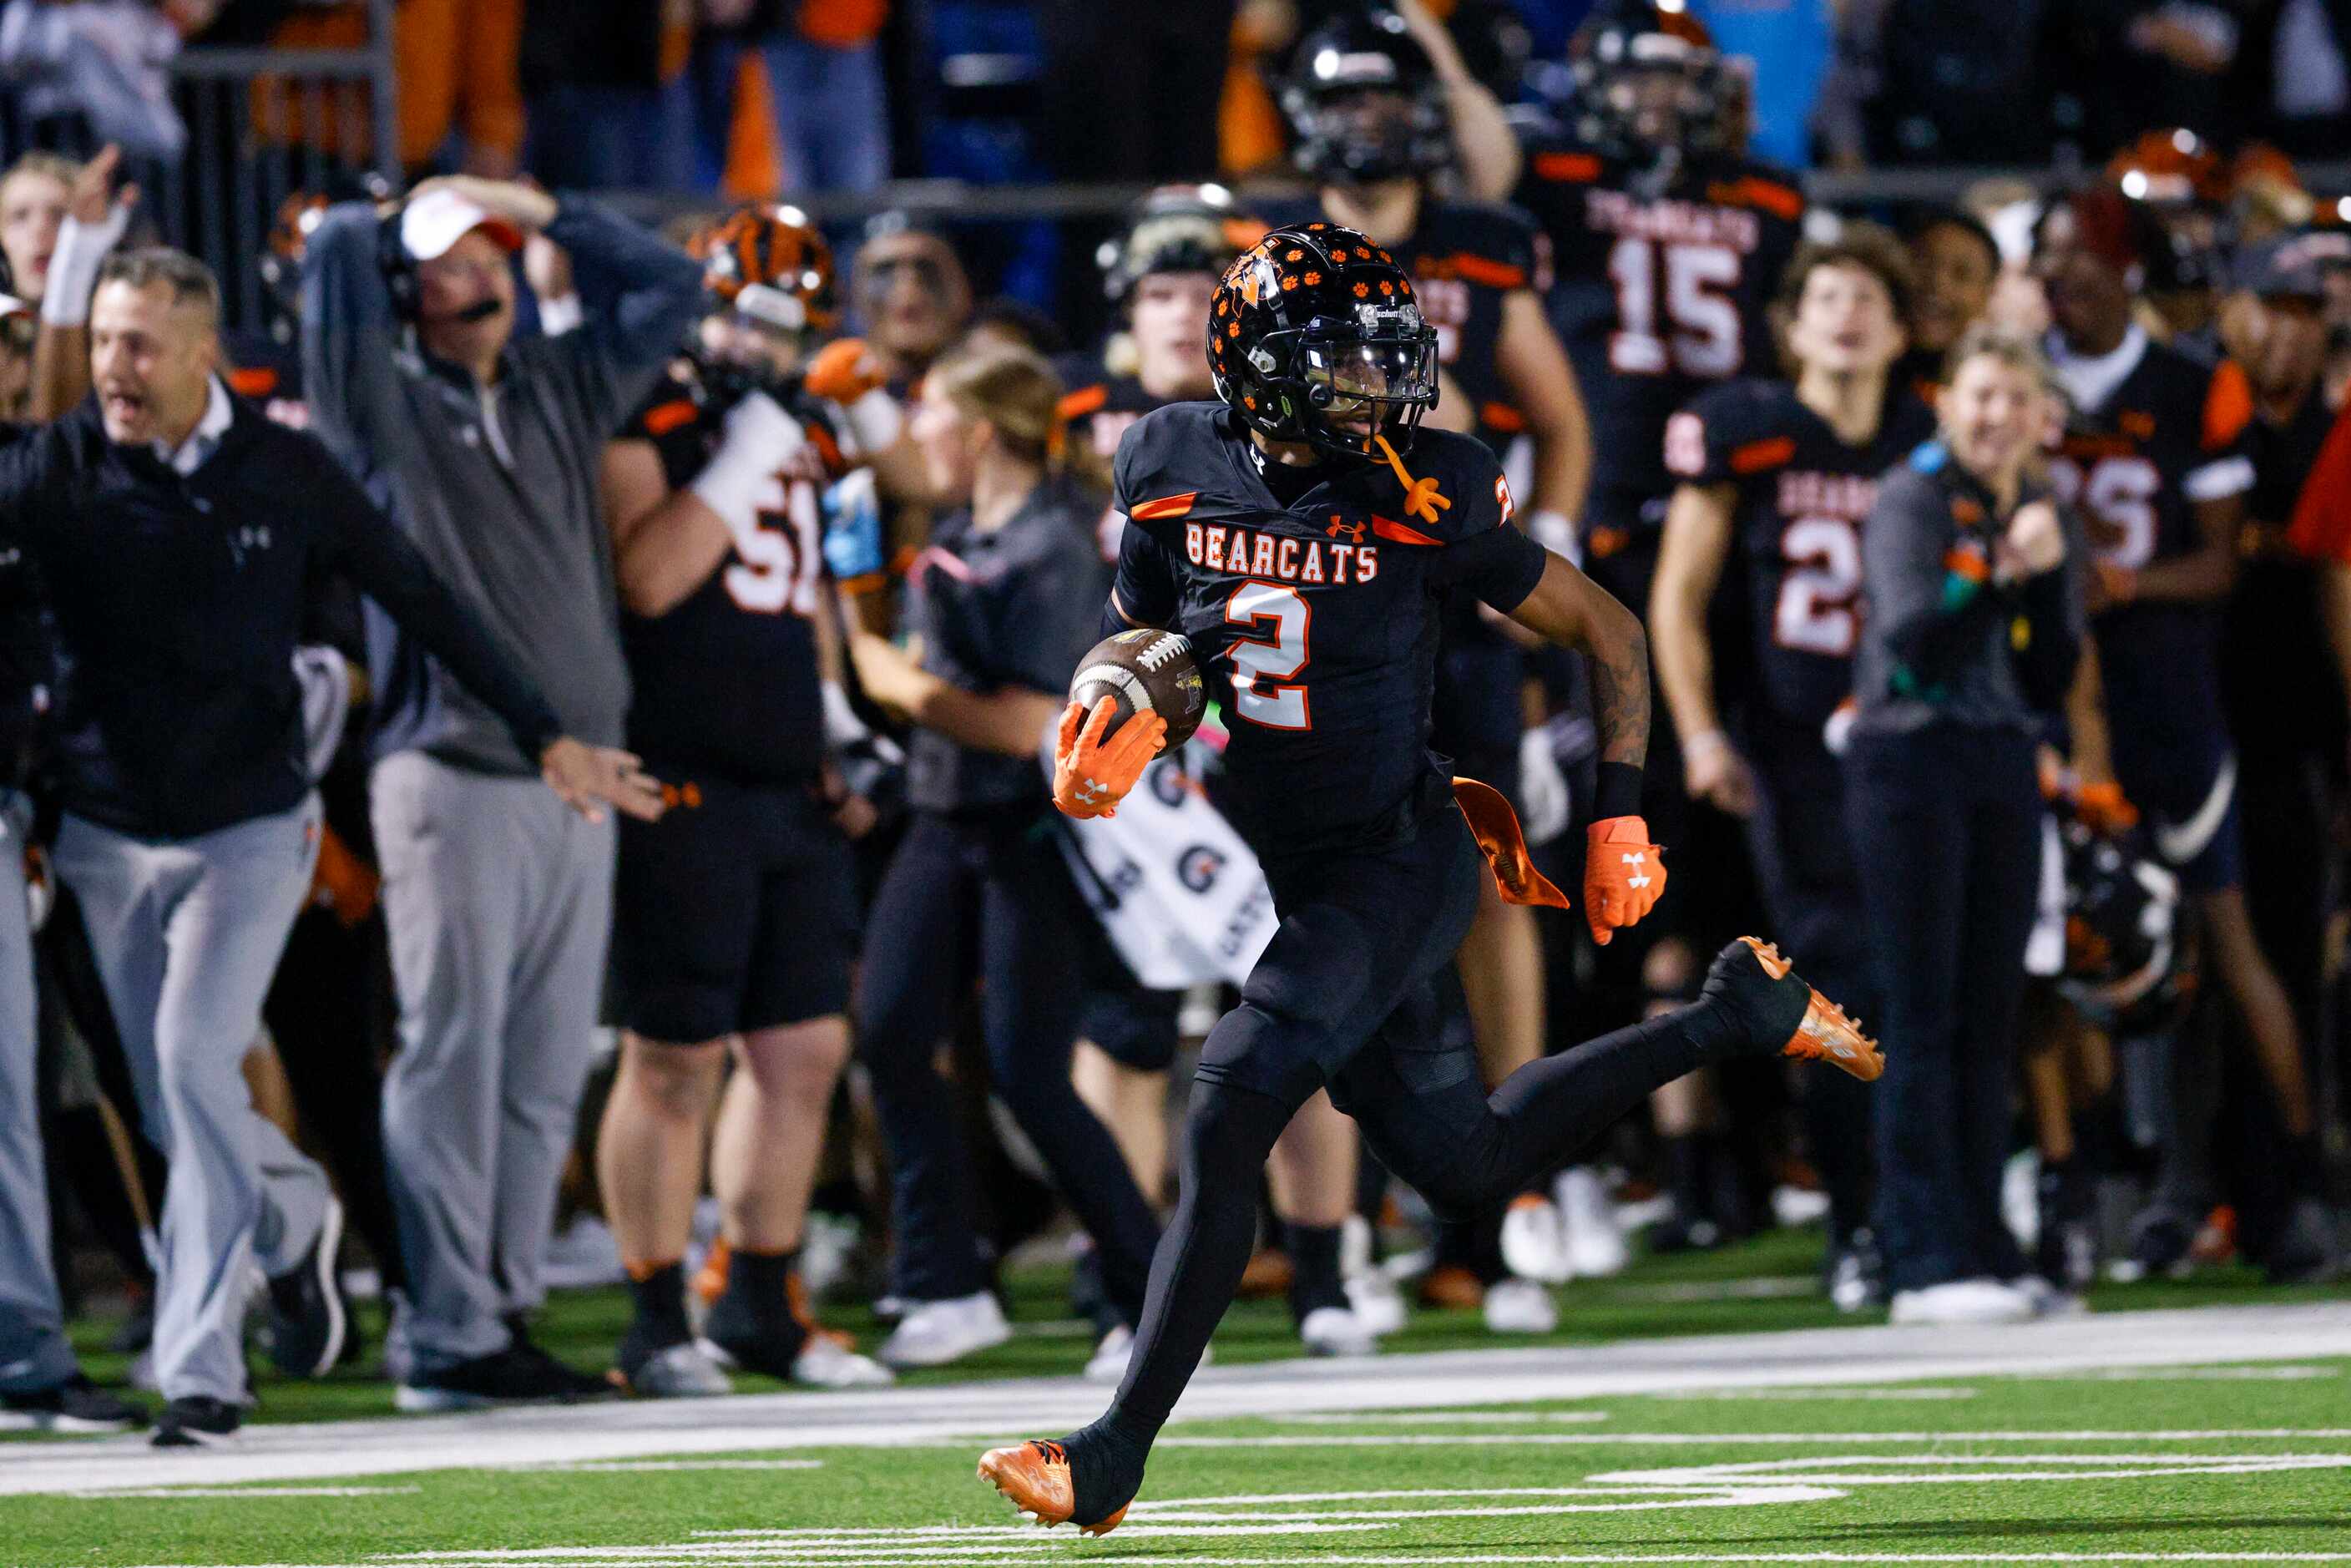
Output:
top-left (8, 1358), bottom-right (2351, 1565)
top-left (8, 1225), bottom-right (2351, 1568)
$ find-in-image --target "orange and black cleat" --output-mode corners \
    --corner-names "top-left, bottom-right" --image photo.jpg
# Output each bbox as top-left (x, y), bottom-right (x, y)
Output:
top-left (977, 1440), bottom-right (1130, 1537)
top-left (1738, 937), bottom-right (1883, 1082)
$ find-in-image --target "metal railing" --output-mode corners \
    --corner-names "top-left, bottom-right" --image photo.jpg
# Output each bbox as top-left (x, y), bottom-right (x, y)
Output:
top-left (0, 0), bottom-right (396, 327)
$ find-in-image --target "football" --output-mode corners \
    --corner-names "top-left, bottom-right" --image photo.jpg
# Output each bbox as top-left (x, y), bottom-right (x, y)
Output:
top-left (1069, 627), bottom-right (1206, 749)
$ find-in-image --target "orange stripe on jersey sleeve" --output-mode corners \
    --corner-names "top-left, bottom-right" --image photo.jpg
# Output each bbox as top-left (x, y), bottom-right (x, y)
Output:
top-left (641, 398), bottom-right (699, 437)
top-left (2288, 402), bottom-right (2351, 564)
top-left (1131, 491), bottom-right (1199, 521)
top-left (1532, 150), bottom-right (1601, 184)
top-left (1449, 252), bottom-right (1528, 290)
top-left (1710, 176), bottom-right (1804, 221)
top-left (1058, 383), bottom-right (1110, 421)
top-left (1729, 435), bottom-right (1797, 474)
top-left (2202, 359), bottom-right (2255, 451)
top-left (227, 365), bottom-right (279, 398)
top-left (1480, 402), bottom-right (1528, 433)
top-left (1371, 514), bottom-right (1444, 546)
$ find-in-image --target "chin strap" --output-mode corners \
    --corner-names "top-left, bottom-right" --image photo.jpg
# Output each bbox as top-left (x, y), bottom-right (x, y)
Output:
top-left (1373, 432), bottom-right (1450, 526)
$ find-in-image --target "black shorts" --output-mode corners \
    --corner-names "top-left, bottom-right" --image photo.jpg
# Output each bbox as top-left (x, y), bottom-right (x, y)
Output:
top-left (1197, 795), bottom-right (1482, 1105)
top-left (1080, 984), bottom-right (1185, 1073)
top-left (612, 773), bottom-right (858, 1044)
top-left (1431, 635), bottom-right (1526, 813)
top-left (2111, 726), bottom-right (2242, 896)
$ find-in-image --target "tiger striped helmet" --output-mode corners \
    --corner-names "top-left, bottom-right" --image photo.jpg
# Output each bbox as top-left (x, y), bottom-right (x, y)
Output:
top-left (692, 205), bottom-right (839, 335)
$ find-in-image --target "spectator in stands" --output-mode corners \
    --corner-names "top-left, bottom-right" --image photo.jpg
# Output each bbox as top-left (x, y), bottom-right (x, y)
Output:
top-left (1847, 327), bottom-right (2084, 1327)
top-left (0, 295), bottom-right (30, 418)
top-left (6, 245), bottom-right (648, 1444)
top-left (522, 0), bottom-right (697, 190)
top-left (303, 176), bottom-right (694, 1410)
top-left (0, 152), bottom-right (73, 306)
top-left (852, 217), bottom-right (972, 388)
top-left (688, 0), bottom-right (892, 195)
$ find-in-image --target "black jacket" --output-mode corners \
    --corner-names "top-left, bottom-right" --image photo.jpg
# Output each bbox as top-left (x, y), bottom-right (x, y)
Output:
top-left (0, 392), bottom-right (564, 839)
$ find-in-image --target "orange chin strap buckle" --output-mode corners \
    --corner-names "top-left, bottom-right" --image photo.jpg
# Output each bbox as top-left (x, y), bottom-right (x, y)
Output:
top-left (1373, 432), bottom-right (1451, 526)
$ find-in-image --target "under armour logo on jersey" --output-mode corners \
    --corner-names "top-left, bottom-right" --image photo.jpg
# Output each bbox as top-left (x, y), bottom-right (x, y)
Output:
top-left (1620, 851), bottom-right (1652, 890)
top-left (1326, 515), bottom-right (1365, 543)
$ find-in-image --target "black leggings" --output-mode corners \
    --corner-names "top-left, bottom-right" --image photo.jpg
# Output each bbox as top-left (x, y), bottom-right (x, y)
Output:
top-left (855, 809), bottom-right (1160, 1317)
top-left (1099, 812), bottom-right (1746, 1453)
top-left (1845, 723), bottom-right (2041, 1293)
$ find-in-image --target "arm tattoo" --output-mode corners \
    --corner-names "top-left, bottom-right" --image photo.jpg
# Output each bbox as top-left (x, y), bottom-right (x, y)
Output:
top-left (1588, 617), bottom-right (1651, 768)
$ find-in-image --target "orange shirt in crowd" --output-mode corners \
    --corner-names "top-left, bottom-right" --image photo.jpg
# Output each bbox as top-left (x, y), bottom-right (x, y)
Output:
top-left (253, 0), bottom-right (523, 175)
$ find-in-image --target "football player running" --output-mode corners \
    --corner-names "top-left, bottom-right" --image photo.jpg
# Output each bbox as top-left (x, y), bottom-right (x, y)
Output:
top-left (976, 224), bottom-right (1881, 1536)
top-left (1269, 7), bottom-right (1599, 1323)
top-left (1651, 225), bottom-right (1937, 1308)
top-left (594, 206), bottom-right (892, 1397)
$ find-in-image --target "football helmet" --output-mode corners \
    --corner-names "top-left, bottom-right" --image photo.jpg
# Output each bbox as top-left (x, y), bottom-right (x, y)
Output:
top-left (1281, 8), bottom-right (1454, 185)
top-left (1209, 222), bottom-right (1438, 462)
top-left (1563, 0), bottom-right (1735, 167)
top-left (258, 190), bottom-right (331, 335)
top-left (2056, 817), bottom-right (2193, 1038)
top-left (1096, 185), bottom-right (1264, 306)
top-left (692, 204), bottom-right (839, 336)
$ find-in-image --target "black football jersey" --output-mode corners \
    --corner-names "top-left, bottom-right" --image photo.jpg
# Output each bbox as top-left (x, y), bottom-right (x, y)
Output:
top-left (1256, 196), bottom-right (1545, 457)
top-left (2045, 332), bottom-right (2254, 741)
top-left (1056, 357), bottom-right (1176, 563)
top-left (618, 363), bottom-right (849, 783)
top-left (1513, 137), bottom-right (1805, 530)
top-left (1110, 403), bottom-right (1550, 858)
top-left (1666, 380), bottom-right (1936, 733)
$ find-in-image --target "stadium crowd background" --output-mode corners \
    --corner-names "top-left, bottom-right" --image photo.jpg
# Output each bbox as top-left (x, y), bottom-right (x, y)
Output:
top-left (2, 0), bottom-right (2349, 1445)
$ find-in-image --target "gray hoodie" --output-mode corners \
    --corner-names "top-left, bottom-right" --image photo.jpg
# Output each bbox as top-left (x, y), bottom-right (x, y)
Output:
top-left (301, 196), bottom-right (704, 774)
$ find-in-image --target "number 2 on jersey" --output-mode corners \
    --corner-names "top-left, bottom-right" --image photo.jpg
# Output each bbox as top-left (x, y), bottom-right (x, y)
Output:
top-left (726, 475), bottom-right (822, 616)
top-left (1775, 516), bottom-right (1862, 656)
top-left (1225, 580), bottom-right (1311, 730)
top-left (1608, 236), bottom-right (1742, 378)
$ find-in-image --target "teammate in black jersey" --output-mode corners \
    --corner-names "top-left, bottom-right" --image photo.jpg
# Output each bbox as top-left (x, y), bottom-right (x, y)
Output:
top-left (1504, 0), bottom-right (1803, 608)
top-left (1272, 9), bottom-right (1596, 1322)
top-left (973, 223), bottom-right (1881, 1537)
top-left (1652, 225), bottom-right (1935, 1303)
top-left (2035, 187), bottom-right (2334, 1255)
top-left (594, 206), bottom-right (892, 1398)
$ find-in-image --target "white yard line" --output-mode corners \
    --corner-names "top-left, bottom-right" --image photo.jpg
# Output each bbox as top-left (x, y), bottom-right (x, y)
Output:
top-left (11, 1301), bottom-right (2346, 1498)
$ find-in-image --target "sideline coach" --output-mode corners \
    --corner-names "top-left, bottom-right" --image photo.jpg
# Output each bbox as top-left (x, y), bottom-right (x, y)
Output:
top-left (0, 247), bottom-right (653, 1444)
top-left (303, 178), bottom-right (701, 1408)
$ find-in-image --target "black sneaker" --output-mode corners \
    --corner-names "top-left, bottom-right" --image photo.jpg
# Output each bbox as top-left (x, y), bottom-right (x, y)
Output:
top-left (396, 1341), bottom-right (612, 1413)
top-left (698, 1282), bottom-right (812, 1380)
top-left (1824, 1232), bottom-right (1888, 1313)
top-left (264, 1196), bottom-right (348, 1378)
top-left (2035, 1161), bottom-right (2098, 1292)
top-left (2266, 1198), bottom-right (2342, 1285)
top-left (2127, 1201), bottom-right (2198, 1277)
top-left (2, 1374), bottom-right (146, 1434)
top-left (152, 1395), bottom-right (240, 1448)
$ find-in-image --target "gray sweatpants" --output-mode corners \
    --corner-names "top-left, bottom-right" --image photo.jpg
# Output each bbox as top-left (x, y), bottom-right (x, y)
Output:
top-left (372, 753), bottom-right (614, 1376)
top-left (0, 793), bottom-right (76, 1395)
top-left (52, 797), bottom-right (328, 1404)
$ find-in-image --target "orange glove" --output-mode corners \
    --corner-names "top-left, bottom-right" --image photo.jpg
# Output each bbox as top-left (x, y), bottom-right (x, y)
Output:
top-left (1053, 697), bottom-right (1167, 820)
top-left (1584, 815), bottom-right (1665, 946)
top-left (804, 337), bottom-right (891, 404)
top-left (2074, 780), bottom-right (2141, 834)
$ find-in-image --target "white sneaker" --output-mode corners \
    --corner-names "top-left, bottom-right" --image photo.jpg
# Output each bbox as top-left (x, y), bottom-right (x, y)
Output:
top-left (791, 1334), bottom-right (896, 1388)
top-left (1556, 1166), bottom-right (1630, 1279)
top-left (876, 1292), bottom-right (1010, 1368)
top-left (1344, 1270), bottom-right (1407, 1338)
top-left (1299, 1305), bottom-right (1376, 1358)
top-left (1084, 1324), bottom-right (1134, 1383)
top-left (1888, 1277), bottom-right (2038, 1326)
top-left (2012, 1276), bottom-right (2090, 1320)
top-left (1500, 1196), bottom-right (1574, 1284)
top-left (1482, 1277), bottom-right (1558, 1333)
top-left (627, 1341), bottom-right (732, 1398)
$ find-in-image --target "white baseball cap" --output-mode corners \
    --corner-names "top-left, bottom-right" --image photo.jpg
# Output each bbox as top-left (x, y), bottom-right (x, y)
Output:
top-left (401, 187), bottom-right (523, 263)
